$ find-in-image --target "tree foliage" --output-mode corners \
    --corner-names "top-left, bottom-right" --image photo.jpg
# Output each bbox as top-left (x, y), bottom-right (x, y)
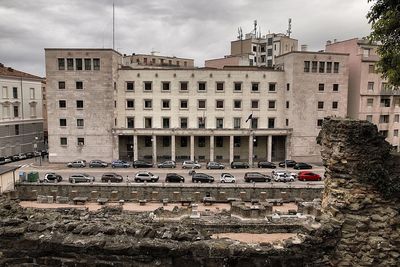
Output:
top-left (367, 0), bottom-right (400, 87)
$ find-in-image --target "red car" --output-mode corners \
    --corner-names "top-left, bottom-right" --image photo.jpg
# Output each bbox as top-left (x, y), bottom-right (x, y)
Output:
top-left (298, 171), bottom-right (322, 181)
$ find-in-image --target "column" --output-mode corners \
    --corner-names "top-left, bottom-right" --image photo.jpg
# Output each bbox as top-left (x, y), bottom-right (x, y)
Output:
top-left (249, 133), bottom-right (254, 166)
top-left (171, 135), bottom-right (176, 161)
top-left (267, 135), bottom-right (272, 162)
top-left (152, 135), bottom-right (157, 164)
top-left (112, 134), bottom-right (119, 160)
top-left (190, 135), bottom-right (195, 161)
top-left (229, 136), bottom-right (234, 164)
top-left (133, 135), bottom-right (138, 161)
top-left (285, 134), bottom-right (291, 160)
top-left (209, 135), bottom-right (215, 162)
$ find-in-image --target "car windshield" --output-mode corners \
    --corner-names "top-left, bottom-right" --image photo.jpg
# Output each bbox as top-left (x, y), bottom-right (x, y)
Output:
top-left (82, 173), bottom-right (89, 176)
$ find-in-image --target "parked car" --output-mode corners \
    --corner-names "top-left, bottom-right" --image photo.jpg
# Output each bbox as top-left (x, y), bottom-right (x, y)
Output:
top-left (220, 173), bottom-right (236, 183)
top-left (244, 172), bottom-right (271, 182)
top-left (132, 160), bottom-right (153, 168)
top-left (111, 160), bottom-right (130, 168)
top-left (272, 171), bottom-right (296, 182)
top-left (26, 152), bottom-right (35, 158)
top-left (17, 153), bottom-right (27, 160)
top-left (230, 161), bottom-right (250, 169)
top-left (293, 162), bottom-right (313, 170)
top-left (4, 156), bottom-right (12, 163)
top-left (257, 161), bottom-right (276, 169)
top-left (89, 160), bottom-right (108, 168)
top-left (0, 157), bottom-right (6, 165)
top-left (134, 171), bottom-right (159, 182)
top-left (192, 173), bottom-right (214, 183)
top-left (101, 172), bottom-right (123, 183)
top-left (182, 160), bottom-right (201, 169)
top-left (206, 161), bottom-right (225, 169)
top-left (157, 160), bottom-right (176, 168)
top-left (278, 160), bottom-right (297, 168)
top-left (67, 160), bottom-right (86, 168)
top-left (44, 172), bottom-right (63, 183)
top-left (298, 171), bottom-right (322, 181)
top-left (165, 173), bottom-right (185, 183)
top-left (69, 173), bottom-right (95, 183)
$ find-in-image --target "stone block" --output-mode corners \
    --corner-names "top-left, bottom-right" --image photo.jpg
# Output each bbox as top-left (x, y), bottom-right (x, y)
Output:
top-left (37, 195), bottom-right (47, 203)
top-left (280, 191), bottom-right (289, 202)
top-left (239, 191), bottom-right (247, 201)
top-left (259, 192), bottom-right (267, 201)
top-left (69, 190), bottom-right (78, 199)
top-left (218, 191), bottom-right (226, 202)
top-left (91, 191), bottom-right (98, 200)
top-left (131, 191), bottom-right (138, 201)
top-left (51, 190), bottom-right (58, 200)
top-left (139, 199), bottom-right (147, 206)
top-left (47, 196), bottom-right (54, 204)
top-left (194, 192), bottom-right (201, 202)
top-left (31, 190), bottom-right (38, 200)
top-left (172, 191), bottom-right (180, 202)
top-left (111, 191), bottom-right (118, 201)
top-left (56, 196), bottom-right (69, 204)
top-left (151, 191), bottom-right (159, 202)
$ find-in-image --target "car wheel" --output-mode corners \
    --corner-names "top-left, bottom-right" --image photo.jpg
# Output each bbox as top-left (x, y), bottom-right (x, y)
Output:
top-left (319, 178), bottom-right (322, 181)
top-left (250, 179), bottom-right (253, 183)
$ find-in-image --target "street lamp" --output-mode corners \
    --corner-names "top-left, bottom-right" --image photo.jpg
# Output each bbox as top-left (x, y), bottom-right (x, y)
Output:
top-left (35, 136), bottom-right (42, 166)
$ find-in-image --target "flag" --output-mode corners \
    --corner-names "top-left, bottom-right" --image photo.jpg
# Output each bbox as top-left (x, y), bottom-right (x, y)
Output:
top-left (245, 113), bottom-right (253, 123)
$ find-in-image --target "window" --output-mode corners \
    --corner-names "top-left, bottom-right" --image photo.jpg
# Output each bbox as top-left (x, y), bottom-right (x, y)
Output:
top-left (369, 64), bottom-right (375, 73)
top-left (395, 114), bottom-right (399, 123)
top-left (58, 81), bottom-right (65, 89)
top-left (13, 87), bottom-right (18, 98)
top-left (162, 117), bottom-right (170, 128)
top-left (198, 82), bottom-right (206, 91)
top-left (333, 62), bottom-right (339, 73)
top-left (162, 136), bottom-right (170, 147)
top-left (76, 81), bottom-right (83, 89)
top-left (251, 118), bottom-right (258, 129)
top-left (318, 101), bottom-right (324, 109)
top-left (252, 46), bottom-right (257, 52)
top-left (286, 101), bottom-right (290, 109)
top-left (216, 136), bottom-right (223, 147)
top-left (319, 62), bottom-right (325, 73)
top-left (216, 118), bottom-right (224, 129)
top-left (77, 119), bottom-right (84, 127)
top-left (216, 100), bottom-right (224, 109)
top-left (144, 99), bottom-right (152, 109)
top-left (162, 81), bottom-right (170, 91)
top-left (268, 83), bottom-right (276, 92)
top-left (126, 81), bottom-right (134, 91)
top-left (267, 49), bottom-right (273, 56)
top-left (234, 118), bottom-right (241, 129)
top-left (304, 61), bottom-right (310, 72)
top-left (286, 119), bottom-right (289, 126)
top-left (216, 82), bottom-right (224, 91)
top-left (251, 83), bottom-right (259, 92)
top-left (363, 48), bottom-right (370, 57)
top-left (311, 61), bottom-right (317, 72)
top-left (180, 100), bottom-right (188, 109)
top-left (317, 119), bottom-right (323, 127)
top-left (381, 98), bottom-right (390, 107)
top-left (332, 101), bottom-right (338, 109)
top-left (318, 83), bottom-right (325, 91)
top-left (127, 117), bottom-right (135, 128)
top-left (367, 98), bottom-right (374, 107)
top-left (144, 136), bottom-right (152, 147)
top-left (144, 117), bottom-right (152, 128)
top-left (286, 83), bottom-right (290, 91)
top-left (234, 100), bottom-right (242, 109)
top-left (84, 58), bottom-right (91, 70)
top-left (379, 115), bottom-right (390, 123)
top-left (30, 105), bottom-right (36, 117)
top-left (126, 100), bottom-right (135, 109)
top-left (198, 117), bottom-right (206, 128)
top-left (368, 82), bottom-right (374, 91)
top-left (267, 60), bottom-right (272, 67)
top-left (234, 136), bottom-right (241, 147)
top-left (67, 58), bottom-right (74, 70)
top-left (59, 118), bottom-right (67, 127)
top-left (93, 58), bottom-right (100, 70)
top-left (13, 106), bottom-right (19, 117)
top-left (268, 100), bottom-right (276, 109)
top-left (366, 115), bottom-right (373, 122)
top-left (326, 62), bottom-right (332, 73)
top-left (2, 86), bottom-right (8, 98)
top-left (144, 81), bottom-right (152, 91)
top-left (14, 125), bottom-right (19, 135)
top-left (76, 58), bottom-right (82, 70)
top-left (58, 58), bottom-right (65, 70)
top-left (267, 38), bottom-right (273, 45)
top-left (76, 100), bottom-right (84, 109)
top-left (162, 99), bottom-right (170, 109)
top-left (268, 118), bottom-right (275, 128)
top-left (180, 81), bottom-right (188, 91)
top-left (333, 84), bottom-right (339, 92)
top-left (394, 130), bottom-right (399, 137)
top-left (180, 117), bottom-right (188, 128)
top-left (198, 100), bottom-right (206, 109)
top-left (77, 138), bottom-right (85, 146)
top-left (180, 136), bottom-right (188, 147)
top-left (251, 100), bottom-right (259, 109)
top-left (60, 137), bottom-right (67, 146)
top-left (198, 136), bottom-right (206, 147)
top-left (59, 100), bottom-right (66, 108)
top-left (30, 88), bottom-right (35, 99)
top-left (379, 130), bottom-right (388, 138)
top-left (234, 82), bottom-right (242, 92)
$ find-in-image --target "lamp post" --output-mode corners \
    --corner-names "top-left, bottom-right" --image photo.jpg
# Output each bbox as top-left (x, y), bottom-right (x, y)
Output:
top-left (35, 136), bottom-right (41, 166)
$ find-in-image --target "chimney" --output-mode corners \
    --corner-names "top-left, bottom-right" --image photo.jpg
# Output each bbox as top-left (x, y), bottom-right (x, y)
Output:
top-left (0, 63), bottom-right (3, 68)
top-left (326, 40), bottom-right (332, 46)
top-left (301, 45), bottom-right (308, 51)
top-left (8, 67), bottom-right (13, 72)
top-left (333, 39), bottom-right (337, 43)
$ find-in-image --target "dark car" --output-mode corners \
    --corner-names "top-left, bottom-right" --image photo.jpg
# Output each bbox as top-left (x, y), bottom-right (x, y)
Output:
top-left (111, 160), bottom-right (130, 168)
top-left (165, 173), bottom-right (185, 183)
top-left (101, 172), bottom-right (123, 183)
top-left (44, 172), bottom-right (63, 183)
top-left (278, 160), bottom-right (297, 168)
top-left (294, 162), bottom-right (313, 170)
top-left (132, 160), bottom-right (153, 168)
top-left (26, 152), bottom-right (35, 158)
top-left (69, 173), bottom-right (95, 183)
top-left (192, 173), bottom-right (214, 183)
top-left (206, 161), bottom-right (225, 169)
top-left (157, 160), bottom-right (176, 168)
top-left (230, 161), bottom-right (250, 169)
top-left (89, 160), bottom-right (108, 168)
top-left (257, 161), bottom-right (276, 168)
top-left (244, 172), bottom-right (271, 183)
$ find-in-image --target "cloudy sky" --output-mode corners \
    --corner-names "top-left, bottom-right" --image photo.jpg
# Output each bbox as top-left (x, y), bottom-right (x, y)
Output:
top-left (0, 0), bottom-right (372, 77)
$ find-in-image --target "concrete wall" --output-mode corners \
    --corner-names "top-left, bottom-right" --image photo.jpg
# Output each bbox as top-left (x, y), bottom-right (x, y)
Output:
top-left (0, 171), bottom-right (15, 193)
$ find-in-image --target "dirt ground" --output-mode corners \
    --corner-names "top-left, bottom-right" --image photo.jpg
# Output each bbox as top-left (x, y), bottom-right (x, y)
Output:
top-left (211, 233), bottom-right (298, 244)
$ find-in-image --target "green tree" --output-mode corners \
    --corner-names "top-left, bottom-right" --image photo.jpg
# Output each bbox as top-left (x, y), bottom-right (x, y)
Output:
top-left (367, 0), bottom-right (400, 87)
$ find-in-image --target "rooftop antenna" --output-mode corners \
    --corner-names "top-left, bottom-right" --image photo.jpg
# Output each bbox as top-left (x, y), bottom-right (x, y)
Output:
top-left (238, 27), bottom-right (243, 55)
top-left (287, 18), bottom-right (292, 37)
top-left (112, 2), bottom-right (115, 50)
top-left (253, 20), bottom-right (257, 36)
top-left (150, 49), bottom-right (160, 56)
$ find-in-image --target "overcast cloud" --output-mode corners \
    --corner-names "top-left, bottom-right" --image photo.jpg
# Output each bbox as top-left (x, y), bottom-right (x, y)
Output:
top-left (0, 0), bottom-right (372, 76)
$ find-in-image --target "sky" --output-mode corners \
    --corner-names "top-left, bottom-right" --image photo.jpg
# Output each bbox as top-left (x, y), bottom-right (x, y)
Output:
top-left (0, 0), bottom-right (372, 77)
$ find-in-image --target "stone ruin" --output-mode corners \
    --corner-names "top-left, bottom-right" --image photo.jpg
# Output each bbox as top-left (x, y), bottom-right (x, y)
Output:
top-left (0, 117), bottom-right (399, 266)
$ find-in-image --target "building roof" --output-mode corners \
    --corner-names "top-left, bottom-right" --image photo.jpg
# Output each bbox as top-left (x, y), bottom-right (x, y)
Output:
top-left (44, 48), bottom-right (122, 56)
top-left (276, 50), bottom-right (349, 58)
top-left (0, 165), bottom-right (19, 176)
top-left (0, 64), bottom-right (43, 81)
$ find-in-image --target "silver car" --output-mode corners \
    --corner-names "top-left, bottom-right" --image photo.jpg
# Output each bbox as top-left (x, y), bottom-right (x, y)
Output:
top-left (134, 171), bottom-right (159, 182)
top-left (67, 160), bottom-right (86, 168)
top-left (69, 173), bottom-right (95, 183)
top-left (182, 160), bottom-right (201, 169)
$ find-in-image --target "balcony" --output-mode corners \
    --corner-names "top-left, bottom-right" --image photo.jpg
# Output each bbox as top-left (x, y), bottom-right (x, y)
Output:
top-left (380, 89), bottom-right (400, 96)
